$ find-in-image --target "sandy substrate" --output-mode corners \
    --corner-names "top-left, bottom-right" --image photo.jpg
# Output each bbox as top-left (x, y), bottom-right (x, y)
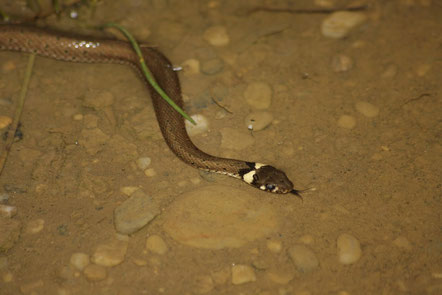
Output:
top-left (0, 0), bottom-right (441, 294)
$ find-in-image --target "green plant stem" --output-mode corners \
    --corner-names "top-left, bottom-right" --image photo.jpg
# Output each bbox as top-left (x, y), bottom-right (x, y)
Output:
top-left (101, 22), bottom-right (196, 125)
top-left (0, 54), bottom-right (35, 176)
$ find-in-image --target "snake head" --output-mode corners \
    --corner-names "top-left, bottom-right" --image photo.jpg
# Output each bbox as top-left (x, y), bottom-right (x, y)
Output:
top-left (241, 162), bottom-right (301, 197)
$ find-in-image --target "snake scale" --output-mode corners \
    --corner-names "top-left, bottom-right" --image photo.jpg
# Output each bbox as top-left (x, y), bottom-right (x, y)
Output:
top-left (0, 24), bottom-right (301, 196)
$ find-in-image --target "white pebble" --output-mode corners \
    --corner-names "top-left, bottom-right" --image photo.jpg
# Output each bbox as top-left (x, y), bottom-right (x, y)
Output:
top-left (70, 253), bottom-right (90, 271)
top-left (145, 235), bottom-right (168, 255)
top-left (331, 54), bottom-right (354, 72)
top-left (136, 157), bottom-right (152, 170)
top-left (26, 219), bottom-right (45, 234)
top-left (337, 115), bottom-right (356, 129)
top-left (203, 26), bottom-right (230, 46)
top-left (337, 233), bottom-right (362, 264)
top-left (392, 236), bottom-right (412, 251)
top-left (355, 101), bottom-right (379, 118)
top-left (244, 82), bottom-right (273, 109)
top-left (288, 244), bottom-right (319, 273)
top-left (185, 114), bottom-right (209, 136)
top-left (244, 111), bottom-right (274, 131)
top-left (181, 58), bottom-right (200, 75)
top-left (120, 186), bottom-right (139, 196)
top-left (321, 11), bottom-right (367, 39)
top-left (0, 205), bottom-right (17, 218)
top-left (144, 168), bottom-right (157, 177)
top-left (83, 264), bottom-right (107, 281)
top-left (231, 264), bottom-right (256, 285)
top-left (91, 239), bottom-right (128, 267)
top-left (266, 240), bottom-right (282, 253)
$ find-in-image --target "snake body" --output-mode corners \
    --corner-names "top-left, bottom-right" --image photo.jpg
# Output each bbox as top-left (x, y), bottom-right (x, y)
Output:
top-left (0, 24), bottom-right (300, 195)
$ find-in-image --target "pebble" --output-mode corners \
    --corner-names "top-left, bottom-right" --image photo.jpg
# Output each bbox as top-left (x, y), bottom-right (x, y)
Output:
top-left (355, 101), bottom-right (379, 118)
top-left (211, 267), bottom-right (231, 285)
top-left (146, 235), bottom-right (168, 255)
top-left (114, 189), bottom-right (160, 234)
top-left (299, 234), bottom-right (314, 245)
top-left (181, 58), bottom-right (200, 75)
top-left (3, 272), bottom-right (13, 283)
top-left (144, 168), bottom-right (157, 177)
top-left (0, 204), bottom-right (17, 218)
top-left (0, 115), bottom-right (12, 129)
top-left (82, 114), bottom-right (99, 129)
top-left (337, 233), bottom-right (362, 264)
top-left (220, 127), bottom-right (255, 150)
top-left (288, 244), bottom-right (319, 273)
top-left (26, 218), bottom-right (44, 234)
top-left (120, 186), bottom-right (139, 196)
top-left (315, 0), bottom-right (334, 7)
top-left (331, 54), bottom-right (354, 72)
top-left (194, 275), bottom-right (214, 293)
top-left (0, 218), bottom-right (21, 251)
top-left (132, 257), bottom-right (148, 266)
top-left (0, 256), bottom-right (7, 269)
top-left (83, 264), bottom-right (107, 281)
top-left (91, 238), bottom-right (128, 267)
top-left (381, 64), bottom-right (398, 78)
top-left (392, 236), bottom-right (412, 251)
top-left (200, 58), bottom-right (224, 75)
top-left (185, 114), bottom-right (209, 136)
top-left (163, 185), bottom-right (279, 249)
top-left (337, 115), bottom-right (356, 129)
top-left (0, 193), bottom-right (9, 203)
top-left (136, 157), bottom-right (152, 170)
top-left (203, 25), bottom-right (230, 46)
top-left (244, 111), bottom-right (274, 131)
top-left (2, 61), bottom-right (16, 72)
top-left (416, 64), bottom-right (431, 76)
top-left (244, 82), bottom-right (273, 109)
top-left (266, 269), bottom-right (295, 284)
top-left (79, 128), bottom-right (110, 155)
top-left (83, 91), bottom-right (114, 110)
top-left (231, 264), bottom-right (256, 285)
top-left (20, 280), bottom-right (44, 294)
top-left (73, 113), bottom-right (83, 121)
top-left (70, 252), bottom-right (90, 271)
top-left (321, 11), bottom-right (367, 39)
top-left (266, 240), bottom-right (282, 253)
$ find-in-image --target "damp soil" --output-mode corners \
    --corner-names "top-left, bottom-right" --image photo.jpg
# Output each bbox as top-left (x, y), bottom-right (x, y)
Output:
top-left (0, 0), bottom-right (441, 294)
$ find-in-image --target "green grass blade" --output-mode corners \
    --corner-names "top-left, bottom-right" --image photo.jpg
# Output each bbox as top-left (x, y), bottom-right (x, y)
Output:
top-left (100, 22), bottom-right (196, 125)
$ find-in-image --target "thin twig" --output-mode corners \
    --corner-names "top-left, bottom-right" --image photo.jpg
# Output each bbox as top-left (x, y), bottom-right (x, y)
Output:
top-left (246, 5), bottom-right (368, 15)
top-left (0, 53), bottom-right (35, 176)
top-left (210, 97), bottom-right (233, 114)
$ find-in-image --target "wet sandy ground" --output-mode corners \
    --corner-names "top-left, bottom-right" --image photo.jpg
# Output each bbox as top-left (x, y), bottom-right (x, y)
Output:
top-left (0, 0), bottom-right (441, 294)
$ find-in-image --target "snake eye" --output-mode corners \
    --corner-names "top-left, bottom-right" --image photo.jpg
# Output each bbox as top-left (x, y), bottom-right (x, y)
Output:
top-left (253, 174), bottom-right (259, 181)
top-left (266, 184), bottom-right (276, 191)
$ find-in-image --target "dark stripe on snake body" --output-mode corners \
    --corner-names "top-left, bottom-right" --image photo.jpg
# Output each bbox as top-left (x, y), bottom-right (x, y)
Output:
top-left (0, 24), bottom-right (300, 195)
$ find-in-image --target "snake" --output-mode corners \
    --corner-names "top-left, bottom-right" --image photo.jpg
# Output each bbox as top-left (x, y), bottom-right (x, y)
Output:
top-left (0, 24), bottom-right (302, 196)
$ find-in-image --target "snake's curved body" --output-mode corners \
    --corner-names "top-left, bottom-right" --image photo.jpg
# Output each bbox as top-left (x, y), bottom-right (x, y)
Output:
top-left (0, 24), bottom-right (300, 195)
